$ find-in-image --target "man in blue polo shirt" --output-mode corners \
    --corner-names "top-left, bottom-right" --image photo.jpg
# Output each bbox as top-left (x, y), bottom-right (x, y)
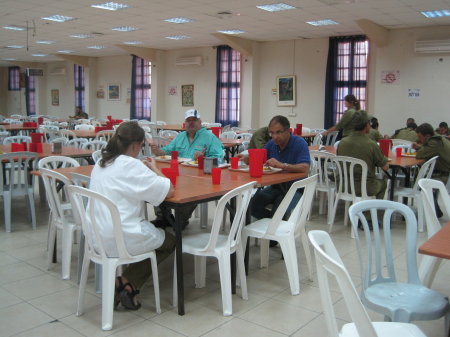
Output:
top-left (240, 115), bottom-right (310, 221)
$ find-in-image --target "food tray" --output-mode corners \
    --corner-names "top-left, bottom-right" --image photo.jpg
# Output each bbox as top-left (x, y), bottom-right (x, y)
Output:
top-left (228, 165), bottom-right (283, 174)
top-left (181, 160), bottom-right (229, 168)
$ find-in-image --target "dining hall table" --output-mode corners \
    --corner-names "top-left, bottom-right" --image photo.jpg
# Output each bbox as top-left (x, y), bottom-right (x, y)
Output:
top-left (2, 123), bottom-right (39, 135)
top-left (45, 160), bottom-right (308, 315)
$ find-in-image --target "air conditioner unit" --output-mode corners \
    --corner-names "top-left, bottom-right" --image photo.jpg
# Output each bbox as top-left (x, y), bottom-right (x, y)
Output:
top-left (26, 68), bottom-right (44, 76)
top-left (49, 67), bottom-right (66, 75)
top-left (414, 39), bottom-right (450, 53)
top-left (175, 56), bottom-right (202, 66)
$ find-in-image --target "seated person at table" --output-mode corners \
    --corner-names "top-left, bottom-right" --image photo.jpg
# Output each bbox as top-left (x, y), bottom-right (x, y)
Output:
top-left (240, 115), bottom-right (310, 223)
top-left (368, 117), bottom-right (383, 142)
top-left (391, 121), bottom-right (418, 142)
top-left (436, 122), bottom-right (450, 136)
top-left (323, 94), bottom-right (361, 138)
top-left (413, 123), bottom-right (450, 184)
top-left (70, 106), bottom-right (88, 120)
top-left (151, 109), bottom-right (224, 228)
top-left (248, 126), bottom-right (270, 149)
top-left (90, 121), bottom-right (175, 310)
top-left (390, 117), bottom-right (415, 139)
top-left (338, 111), bottom-right (389, 199)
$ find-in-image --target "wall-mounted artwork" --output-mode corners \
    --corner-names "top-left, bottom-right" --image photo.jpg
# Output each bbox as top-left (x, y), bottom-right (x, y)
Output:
top-left (51, 89), bottom-right (59, 106)
top-left (96, 90), bottom-right (104, 99)
top-left (277, 75), bottom-right (296, 106)
top-left (107, 83), bottom-right (120, 101)
top-left (181, 84), bottom-right (194, 106)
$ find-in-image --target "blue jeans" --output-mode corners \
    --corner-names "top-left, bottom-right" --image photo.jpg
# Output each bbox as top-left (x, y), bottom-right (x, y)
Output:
top-left (250, 185), bottom-right (302, 220)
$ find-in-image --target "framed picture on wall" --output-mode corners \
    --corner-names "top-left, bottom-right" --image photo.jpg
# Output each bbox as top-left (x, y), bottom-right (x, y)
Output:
top-left (96, 90), bottom-right (104, 99)
top-left (51, 89), bottom-right (59, 106)
top-left (181, 84), bottom-right (194, 106)
top-left (107, 83), bottom-right (120, 101)
top-left (277, 75), bottom-right (296, 106)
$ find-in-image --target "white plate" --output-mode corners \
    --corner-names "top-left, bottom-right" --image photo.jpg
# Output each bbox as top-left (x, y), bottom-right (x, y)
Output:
top-left (229, 165), bottom-right (283, 174)
top-left (155, 155), bottom-right (190, 162)
top-left (181, 160), bottom-right (230, 168)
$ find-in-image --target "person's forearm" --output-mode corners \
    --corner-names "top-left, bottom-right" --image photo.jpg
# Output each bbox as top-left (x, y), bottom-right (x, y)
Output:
top-left (152, 147), bottom-right (166, 156)
top-left (323, 126), bottom-right (336, 136)
top-left (283, 163), bottom-right (309, 173)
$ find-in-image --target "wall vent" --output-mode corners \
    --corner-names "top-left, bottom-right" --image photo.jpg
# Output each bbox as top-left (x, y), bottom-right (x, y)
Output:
top-left (414, 39), bottom-right (450, 53)
top-left (175, 56), bottom-right (202, 66)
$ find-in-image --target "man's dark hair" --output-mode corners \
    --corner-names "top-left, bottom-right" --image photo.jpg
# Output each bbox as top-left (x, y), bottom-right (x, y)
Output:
top-left (439, 121), bottom-right (448, 128)
top-left (407, 117), bottom-right (415, 124)
top-left (407, 122), bottom-right (417, 129)
top-left (416, 123), bottom-right (434, 137)
top-left (370, 117), bottom-right (379, 129)
top-left (268, 115), bottom-right (290, 130)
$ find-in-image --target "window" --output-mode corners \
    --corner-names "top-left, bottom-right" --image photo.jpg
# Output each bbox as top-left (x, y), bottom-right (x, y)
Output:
top-left (25, 74), bottom-right (36, 116)
top-left (215, 45), bottom-right (241, 127)
top-left (324, 36), bottom-right (369, 127)
top-left (130, 56), bottom-right (151, 119)
top-left (74, 64), bottom-right (85, 111)
top-left (8, 66), bottom-right (20, 91)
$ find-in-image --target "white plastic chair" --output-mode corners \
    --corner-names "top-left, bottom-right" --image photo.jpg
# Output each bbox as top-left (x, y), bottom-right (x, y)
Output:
top-left (75, 124), bottom-right (95, 131)
top-left (68, 185), bottom-right (161, 330)
top-left (38, 156), bottom-right (80, 170)
top-left (221, 131), bottom-right (237, 139)
top-left (312, 133), bottom-right (323, 146)
top-left (82, 140), bottom-right (107, 151)
top-left (159, 130), bottom-right (178, 138)
top-left (394, 156), bottom-right (437, 232)
top-left (92, 150), bottom-right (102, 163)
top-left (49, 137), bottom-right (69, 147)
top-left (310, 128), bottom-right (326, 133)
top-left (60, 129), bottom-right (77, 140)
top-left (242, 175), bottom-right (318, 295)
top-left (174, 181), bottom-right (256, 316)
top-left (324, 130), bottom-right (340, 146)
top-left (418, 178), bottom-right (450, 287)
top-left (3, 135), bottom-right (31, 145)
top-left (301, 127), bottom-right (311, 134)
top-left (392, 139), bottom-right (413, 147)
top-left (237, 132), bottom-right (253, 141)
top-left (40, 168), bottom-right (80, 280)
top-left (328, 156), bottom-right (375, 232)
top-left (95, 130), bottom-right (115, 142)
top-left (349, 200), bottom-right (450, 328)
top-left (308, 230), bottom-right (427, 337)
top-left (0, 152), bottom-right (38, 232)
top-left (156, 120), bottom-right (167, 125)
top-left (333, 140), bottom-right (340, 148)
top-left (67, 138), bottom-right (88, 148)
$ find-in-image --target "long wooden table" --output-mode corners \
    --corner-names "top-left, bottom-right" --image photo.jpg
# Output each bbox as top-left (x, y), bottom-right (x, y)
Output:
top-left (48, 162), bottom-right (307, 315)
top-left (0, 143), bottom-right (94, 160)
top-left (419, 221), bottom-right (450, 259)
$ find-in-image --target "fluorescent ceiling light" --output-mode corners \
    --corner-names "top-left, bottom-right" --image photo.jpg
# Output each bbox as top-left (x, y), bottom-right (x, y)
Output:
top-left (421, 10), bottom-right (450, 18)
top-left (3, 25), bottom-right (27, 31)
top-left (306, 19), bottom-right (338, 26)
top-left (57, 50), bottom-right (74, 53)
top-left (165, 35), bottom-right (190, 40)
top-left (70, 34), bottom-right (93, 38)
top-left (32, 53), bottom-right (48, 57)
top-left (41, 15), bottom-right (75, 22)
top-left (164, 17), bottom-right (194, 24)
top-left (2, 58), bottom-right (17, 61)
top-left (87, 45), bottom-right (106, 49)
top-left (112, 26), bottom-right (138, 31)
top-left (91, 2), bottom-right (129, 11)
top-left (6, 45), bottom-right (24, 49)
top-left (256, 3), bottom-right (296, 12)
top-left (124, 41), bottom-right (143, 45)
top-left (35, 40), bottom-right (56, 44)
top-left (217, 29), bottom-right (245, 35)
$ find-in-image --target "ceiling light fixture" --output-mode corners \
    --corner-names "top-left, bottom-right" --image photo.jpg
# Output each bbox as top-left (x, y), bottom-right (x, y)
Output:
top-left (6, 45), bottom-right (24, 49)
top-left (256, 3), bottom-right (296, 12)
top-left (91, 2), bottom-right (130, 11)
top-left (2, 58), bottom-right (17, 61)
top-left (124, 41), bottom-right (143, 45)
top-left (421, 10), bottom-right (450, 18)
top-left (217, 29), bottom-right (245, 35)
top-left (70, 34), bottom-right (93, 38)
top-left (164, 17), bottom-right (194, 24)
top-left (165, 35), bottom-right (190, 40)
top-left (3, 25), bottom-right (27, 31)
top-left (87, 45), bottom-right (106, 49)
top-left (35, 40), bottom-right (56, 44)
top-left (112, 26), bottom-right (138, 31)
top-left (41, 15), bottom-right (75, 22)
top-left (57, 50), bottom-right (74, 53)
top-left (32, 53), bottom-right (48, 57)
top-left (306, 19), bottom-right (339, 26)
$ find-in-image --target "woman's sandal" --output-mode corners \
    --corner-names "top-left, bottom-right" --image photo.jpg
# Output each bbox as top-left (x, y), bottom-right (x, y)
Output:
top-left (119, 282), bottom-right (141, 310)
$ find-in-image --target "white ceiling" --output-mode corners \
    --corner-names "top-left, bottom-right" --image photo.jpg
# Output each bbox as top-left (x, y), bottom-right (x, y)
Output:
top-left (1, 0), bottom-right (450, 67)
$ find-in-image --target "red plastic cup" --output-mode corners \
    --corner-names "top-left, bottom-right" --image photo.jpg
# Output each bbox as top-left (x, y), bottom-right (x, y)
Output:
top-left (11, 143), bottom-right (23, 152)
top-left (37, 117), bottom-right (44, 125)
top-left (171, 151), bottom-right (179, 160)
top-left (31, 133), bottom-right (44, 143)
top-left (161, 168), bottom-right (177, 186)
top-left (296, 123), bottom-right (303, 135)
top-left (36, 143), bottom-right (43, 153)
top-left (197, 155), bottom-right (204, 169)
top-left (210, 127), bottom-right (221, 138)
top-left (212, 167), bottom-right (221, 184)
top-left (29, 143), bottom-right (37, 152)
top-left (396, 147), bottom-right (402, 157)
top-left (22, 142), bottom-right (27, 151)
top-left (230, 157), bottom-right (239, 169)
top-left (107, 115), bottom-right (112, 121)
top-left (248, 149), bottom-right (263, 178)
top-left (170, 159), bottom-right (179, 176)
top-left (379, 139), bottom-right (391, 157)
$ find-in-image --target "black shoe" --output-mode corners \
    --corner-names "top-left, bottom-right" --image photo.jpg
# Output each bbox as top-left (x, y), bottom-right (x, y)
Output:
top-left (269, 240), bottom-right (278, 247)
top-left (152, 219), bottom-right (169, 229)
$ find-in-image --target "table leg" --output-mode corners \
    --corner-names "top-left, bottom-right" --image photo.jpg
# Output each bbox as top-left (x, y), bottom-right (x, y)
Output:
top-left (200, 203), bottom-right (208, 229)
top-left (389, 167), bottom-right (398, 201)
top-left (174, 208), bottom-right (185, 315)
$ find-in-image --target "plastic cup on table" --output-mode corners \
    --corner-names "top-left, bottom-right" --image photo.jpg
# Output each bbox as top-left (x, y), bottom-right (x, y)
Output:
top-left (197, 155), bottom-right (204, 169)
top-left (29, 143), bottom-right (37, 152)
top-left (22, 142), bottom-right (27, 151)
top-left (230, 157), bottom-right (239, 169)
top-left (296, 123), bottom-right (303, 135)
top-left (37, 117), bottom-right (44, 125)
top-left (31, 133), bottom-right (44, 143)
top-left (396, 147), bottom-right (403, 157)
top-left (161, 168), bottom-right (177, 186)
top-left (36, 143), bottom-right (43, 153)
top-left (211, 167), bottom-right (221, 185)
top-left (378, 139), bottom-right (391, 157)
top-left (210, 127), bottom-right (221, 138)
top-left (170, 159), bottom-right (179, 176)
top-left (11, 143), bottom-right (24, 152)
top-left (248, 149), bottom-right (263, 178)
top-left (171, 151), bottom-right (179, 160)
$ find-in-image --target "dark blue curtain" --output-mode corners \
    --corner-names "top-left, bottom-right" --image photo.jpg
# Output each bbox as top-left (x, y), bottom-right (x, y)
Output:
top-left (215, 45), bottom-right (240, 127)
top-left (74, 64), bottom-right (85, 111)
top-left (25, 74), bottom-right (36, 116)
top-left (8, 66), bottom-right (20, 91)
top-left (130, 55), bottom-right (151, 120)
top-left (324, 35), bottom-right (367, 128)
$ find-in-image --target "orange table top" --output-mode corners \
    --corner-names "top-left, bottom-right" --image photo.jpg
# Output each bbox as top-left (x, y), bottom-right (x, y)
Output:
top-left (0, 143), bottom-right (93, 159)
top-left (419, 221), bottom-right (450, 259)
top-left (3, 124), bottom-right (38, 131)
top-left (73, 129), bottom-right (97, 138)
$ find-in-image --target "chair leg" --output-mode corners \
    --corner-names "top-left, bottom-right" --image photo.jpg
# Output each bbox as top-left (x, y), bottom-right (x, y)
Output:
top-left (61, 226), bottom-right (74, 280)
top-left (172, 255), bottom-right (177, 307)
top-left (299, 230), bottom-right (313, 281)
top-left (417, 196), bottom-right (424, 232)
top-left (100, 261), bottom-right (117, 331)
top-left (343, 201), bottom-right (350, 227)
top-left (47, 221), bottom-right (57, 270)
top-left (236, 244), bottom-right (248, 300)
top-left (217, 252), bottom-right (232, 316)
top-left (329, 197), bottom-right (339, 233)
top-left (149, 254), bottom-right (161, 314)
top-left (419, 255), bottom-right (442, 288)
top-left (4, 192), bottom-right (12, 233)
top-left (259, 239), bottom-right (269, 269)
top-left (76, 253), bottom-right (91, 317)
top-left (194, 256), bottom-right (206, 288)
top-left (279, 236), bottom-right (300, 295)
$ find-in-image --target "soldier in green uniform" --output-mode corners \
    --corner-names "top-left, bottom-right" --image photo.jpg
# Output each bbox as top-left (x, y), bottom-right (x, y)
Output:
top-left (323, 94), bottom-right (361, 138)
top-left (248, 126), bottom-right (270, 149)
top-left (337, 110), bottom-right (389, 199)
top-left (414, 123), bottom-right (450, 184)
top-left (368, 117), bottom-right (383, 142)
top-left (391, 122), bottom-right (418, 142)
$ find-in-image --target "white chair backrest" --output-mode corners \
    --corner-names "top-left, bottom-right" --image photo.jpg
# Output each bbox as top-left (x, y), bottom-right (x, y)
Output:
top-left (410, 156), bottom-right (438, 190)
top-left (302, 127), bottom-right (311, 134)
top-left (77, 119), bottom-right (91, 125)
top-left (392, 139), bottom-right (413, 147)
top-left (221, 131), bottom-right (237, 139)
top-left (331, 155), bottom-right (370, 201)
top-left (3, 135), bottom-right (31, 144)
top-left (58, 122), bottom-right (69, 128)
top-left (75, 124), bottom-right (95, 131)
top-left (159, 130), bottom-right (178, 138)
top-left (49, 137), bottom-right (69, 146)
top-left (419, 178), bottom-right (450, 237)
top-left (71, 173), bottom-right (91, 187)
top-left (151, 136), bottom-right (171, 149)
top-left (156, 120), bottom-right (167, 125)
top-left (308, 230), bottom-right (378, 337)
top-left (60, 129), bottom-right (77, 139)
top-left (92, 150), bottom-right (102, 163)
top-left (324, 131), bottom-right (339, 146)
top-left (231, 127), bottom-right (242, 131)
top-left (267, 175), bottom-right (318, 237)
top-left (38, 155), bottom-right (80, 170)
top-left (333, 140), bottom-right (340, 148)
top-left (95, 130), bottom-right (115, 142)
top-left (237, 133), bottom-right (253, 141)
top-left (312, 133), bottom-right (323, 146)
top-left (0, 152), bottom-right (38, 192)
top-left (67, 138), bottom-right (88, 148)
top-left (4, 119), bottom-right (22, 124)
top-left (40, 124), bottom-right (59, 131)
top-left (310, 151), bottom-right (336, 189)
top-left (310, 128), bottom-right (326, 133)
top-left (82, 140), bottom-right (107, 151)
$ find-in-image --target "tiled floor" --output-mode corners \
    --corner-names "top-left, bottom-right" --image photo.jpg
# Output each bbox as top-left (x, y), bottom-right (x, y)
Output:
top-left (0, 196), bottom-right (448, 337)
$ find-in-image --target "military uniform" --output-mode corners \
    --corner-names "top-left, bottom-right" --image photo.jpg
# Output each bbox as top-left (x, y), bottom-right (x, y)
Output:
top-left (415, 135), bottom-right (450, 183)
top-left (392, 127), bottom-right (417, 142)
top-left (334, 108), bottom-right (359, 137)
top-left (248, 126), bottom-right (270, 149)
top-left (368, 128), bottom-right (383, 142)
top-left (338, 133), bottom-right (388, 199)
